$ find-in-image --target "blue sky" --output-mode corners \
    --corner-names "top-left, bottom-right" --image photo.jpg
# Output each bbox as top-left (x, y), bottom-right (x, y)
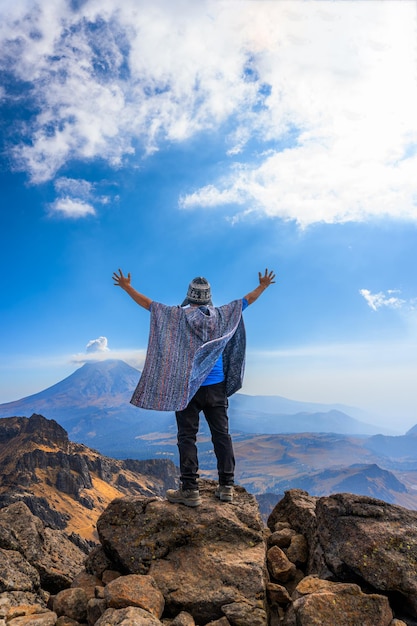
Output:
top-left (1, 0), bottom-right (417, 431)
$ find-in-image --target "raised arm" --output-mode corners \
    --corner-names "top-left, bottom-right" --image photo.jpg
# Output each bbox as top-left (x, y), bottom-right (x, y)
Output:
top-left (112, 269), bottom-right (153, 311)
top-left (244, 268), bottom-right (276, 305)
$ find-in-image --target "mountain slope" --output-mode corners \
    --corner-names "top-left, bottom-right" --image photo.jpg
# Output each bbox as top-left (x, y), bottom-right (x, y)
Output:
top-left (0, 413), bottom-right (179, 542)
top-left (0, 359), bottom-right (140, 413)
top-left (0, 360), bottom-right (175, 448)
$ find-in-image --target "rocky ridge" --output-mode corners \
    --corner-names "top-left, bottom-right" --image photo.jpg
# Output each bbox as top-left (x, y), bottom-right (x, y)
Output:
top-left (1, 483), bottom-right (417, 625)
top-left (0, 414), bottom-right (179, 542)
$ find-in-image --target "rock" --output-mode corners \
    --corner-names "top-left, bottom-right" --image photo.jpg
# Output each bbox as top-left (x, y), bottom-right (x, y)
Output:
top-left (315, 494), bottom-right (417, 618)
top-left (221, 601), bottom-right (267, 626)
top-left (170, 611), bottom-right (195, 625)
top-left (6, 605), bottom-right (48, 620)
top-left (95, 606), bottom-right (162, 625)
top-left (269, 490), bottom-right (417, 619)
top-left (268, 528), bottom-right (295, 549)
top-left (283, 575), bottom-right (393, 626)
top-left (266, 582), bottom-right (292, 605)
top-left (7, 611), bottom-right (58, 626)
top-left (0, 549), bottom-right (40, 593)
top-left (101, 570), bottom-right (121, 585)
top-left (85, 546), bottom-right (113, 578)
top-left (53, 587), bottom-right (88, 622)
top-left (268, 490), bottom-right (317, 540)
top-left (56, 618), bottom-right (80, 626)
top-left (266, 546), bottom-right (296, 582)
top-left (205, 619), bottom-right (230, 626)
top-left (0, 503), bottom-right (85, 593)
top-left (87, 597), bottom-right (107, 625)
top-left (285, 534), bottom-right (308, 567)
top-left (0, 593), bottom-right (46, 615)
top-left (70, 572), bottom-right (102, 599)
top-left (104, 574), bottom-right (164, 618)
top-left (97, 481), bottom-right (266, 624)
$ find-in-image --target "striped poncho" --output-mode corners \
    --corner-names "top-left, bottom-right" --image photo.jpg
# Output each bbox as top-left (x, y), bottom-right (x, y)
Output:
top-left (130, 299), bottom-right (246, 411)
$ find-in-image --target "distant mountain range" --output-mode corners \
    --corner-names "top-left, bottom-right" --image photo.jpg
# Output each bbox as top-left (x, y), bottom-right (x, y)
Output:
top-left (1, 360), bottom-right (417, 508)
top-left (0, 359), bottom-right (397, 456)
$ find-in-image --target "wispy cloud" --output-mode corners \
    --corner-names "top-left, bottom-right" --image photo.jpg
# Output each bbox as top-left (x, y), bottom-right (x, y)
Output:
top-left (50, 177), bottom-right (113, 218)
top-left (49, 197), bottom-right (96, 218)
top-left (359, 289), bottom-right (407, 312)
top-left (2, 1), bottom-right (417, 225)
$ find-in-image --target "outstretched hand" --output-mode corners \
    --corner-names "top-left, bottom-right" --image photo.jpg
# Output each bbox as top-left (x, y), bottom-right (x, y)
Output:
top-left (258, 268), bottom-right (276, 288)
top-left (113, 269), bottom-right (131, 290)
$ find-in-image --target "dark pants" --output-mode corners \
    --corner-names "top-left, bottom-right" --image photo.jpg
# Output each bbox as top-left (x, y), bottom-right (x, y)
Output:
top-left (175, 381), bottom-right (235, 491)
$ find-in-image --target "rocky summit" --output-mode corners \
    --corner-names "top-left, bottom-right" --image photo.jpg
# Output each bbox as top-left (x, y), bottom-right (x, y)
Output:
top-left (2, 483), bottom-right (417, 625)
top-left (1, 415), bottom-right (417, 624)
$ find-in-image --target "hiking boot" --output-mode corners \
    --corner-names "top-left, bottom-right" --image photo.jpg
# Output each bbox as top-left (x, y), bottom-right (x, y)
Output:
top-left (166, 488), bottom-right (202, 507)
top-left (215, 485), bottom-right (234, 502)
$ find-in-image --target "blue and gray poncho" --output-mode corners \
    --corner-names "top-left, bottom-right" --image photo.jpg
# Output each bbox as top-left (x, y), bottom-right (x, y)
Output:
top-left (130, 300), bottom-right (246, 411)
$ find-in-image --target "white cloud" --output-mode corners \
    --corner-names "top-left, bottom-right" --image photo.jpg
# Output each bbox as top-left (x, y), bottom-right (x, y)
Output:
top-left (71, 346), bottom-right (146, 369)
top-left (54, 177), bottom-right (93, 197)
top-left (2, 1), bottom-right (417, 225)
top-left (52, 177), bottom-right (112, 218)
top-left (359, 289), bottom-right (406, 312)
top-left (49, 197), bottom-right (96, 218)
top-left (86, 336), bottom-right (110, 353)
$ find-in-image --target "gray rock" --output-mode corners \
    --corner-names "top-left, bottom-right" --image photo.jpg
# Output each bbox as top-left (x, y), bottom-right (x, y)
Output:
top-left (0, 549), bottom-right (40, 593)
top-left (0, 503), bottom-right (85, 593)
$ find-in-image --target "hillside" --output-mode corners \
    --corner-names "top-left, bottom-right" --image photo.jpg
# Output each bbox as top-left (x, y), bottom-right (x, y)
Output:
top-left (0, 413), bottom-right (179, 542)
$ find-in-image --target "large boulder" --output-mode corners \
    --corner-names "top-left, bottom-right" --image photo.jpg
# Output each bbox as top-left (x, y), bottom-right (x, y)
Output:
top-left (96, 481), bottom-right (267, 624)
top-left (268, 490), bottom-right (417, 620)
top-left (0, 502), bottom-right (86, 593)
top-left (283, 576), bottom-right (393, 626)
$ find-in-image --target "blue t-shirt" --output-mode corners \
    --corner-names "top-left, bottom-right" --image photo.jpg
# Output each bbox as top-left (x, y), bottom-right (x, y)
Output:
top-left (201, 298), bottom-right (248, 386)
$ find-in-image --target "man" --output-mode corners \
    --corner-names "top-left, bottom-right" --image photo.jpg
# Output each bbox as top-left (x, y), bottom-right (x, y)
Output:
top-left (113, 268), bottom-right (275, 507)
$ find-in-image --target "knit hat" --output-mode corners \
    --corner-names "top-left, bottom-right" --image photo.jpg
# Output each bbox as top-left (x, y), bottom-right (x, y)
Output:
top-left (181, 277), bottom-right (212, 306)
